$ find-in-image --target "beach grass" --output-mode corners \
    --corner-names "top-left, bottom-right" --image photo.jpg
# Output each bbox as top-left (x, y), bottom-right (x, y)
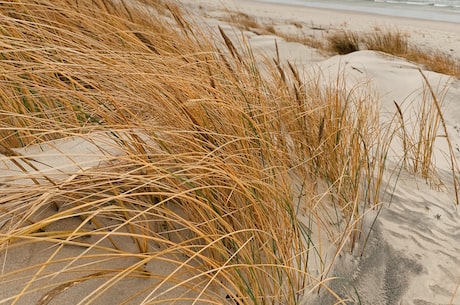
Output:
top-left (326, 29), bottom-right (460, 78)
top-left (0, 0), bottom-right (457, 304)
top-left (326, 31), bottom-right (360, 55)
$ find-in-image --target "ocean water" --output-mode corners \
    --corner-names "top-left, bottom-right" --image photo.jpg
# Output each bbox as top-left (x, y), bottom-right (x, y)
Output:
top-left (257, 0), bottom-right (460, 22)
top-left (376, 0), bottom-right (460, 8)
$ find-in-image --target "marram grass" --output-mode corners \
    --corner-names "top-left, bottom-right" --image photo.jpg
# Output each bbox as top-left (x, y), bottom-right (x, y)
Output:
top-left (0, 0), bottom-right (456, 304)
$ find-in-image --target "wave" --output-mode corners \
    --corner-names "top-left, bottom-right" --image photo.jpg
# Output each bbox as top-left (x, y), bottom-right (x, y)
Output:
top-left (374, 0), bottom-right (460, 8)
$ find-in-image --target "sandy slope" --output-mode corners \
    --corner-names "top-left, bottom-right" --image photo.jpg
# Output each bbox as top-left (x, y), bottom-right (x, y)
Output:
top-left (308, 51), bottom-right (460, 304)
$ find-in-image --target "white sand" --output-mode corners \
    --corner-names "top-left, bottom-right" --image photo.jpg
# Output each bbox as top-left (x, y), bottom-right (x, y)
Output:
top-left (1, 0), bottom-right (459, 304)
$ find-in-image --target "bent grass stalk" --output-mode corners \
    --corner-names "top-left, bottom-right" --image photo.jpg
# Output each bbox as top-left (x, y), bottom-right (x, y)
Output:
top-left (418, 69), bottom-right (460, 204)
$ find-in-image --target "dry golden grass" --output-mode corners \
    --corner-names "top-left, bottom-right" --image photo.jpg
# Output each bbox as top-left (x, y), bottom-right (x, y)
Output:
top-left (407, 48), bottom-right (460, 78)
top-left (230, 12), bottom-right (258, 29)
top-left (364, 29), bottom-right (459, 77)
top-left (277, 32), bottom-right (325, 50)
top-left (224, 11), bottom-right (279, 37)
top-left (393, 83), bottom-right (442, 181)
top-left (0, 0), bottom-right (457, 304)
top-left (365, 30), bottom-right (409, 55)
top-left (326, 31), bottom-right (360, 55)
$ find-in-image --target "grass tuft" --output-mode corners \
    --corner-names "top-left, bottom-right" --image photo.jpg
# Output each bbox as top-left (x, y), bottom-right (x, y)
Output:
top-left (365, 29), bottom-right (409, 55)
top-left (326, 31), bottom-right (360, 55)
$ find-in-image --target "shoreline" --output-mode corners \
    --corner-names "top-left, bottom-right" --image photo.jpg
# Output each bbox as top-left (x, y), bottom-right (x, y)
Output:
top-left (254, 0), bottom-right (460, 24)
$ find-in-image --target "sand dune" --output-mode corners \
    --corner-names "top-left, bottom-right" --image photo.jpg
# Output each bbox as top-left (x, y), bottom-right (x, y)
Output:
top-left (1, 0), bottom-right (459, 304)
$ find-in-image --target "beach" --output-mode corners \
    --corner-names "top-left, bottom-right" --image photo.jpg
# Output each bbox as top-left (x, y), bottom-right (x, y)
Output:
top-left (0, 0), bottom-right (459, 304)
